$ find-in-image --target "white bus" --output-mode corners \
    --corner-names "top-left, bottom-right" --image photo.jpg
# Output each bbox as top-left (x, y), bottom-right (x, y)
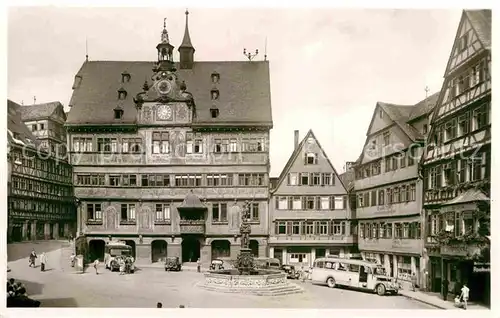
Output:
top-left (311, 257), bottom-right (400, 296)
top-left (104, 241), bottom-right (134, 272)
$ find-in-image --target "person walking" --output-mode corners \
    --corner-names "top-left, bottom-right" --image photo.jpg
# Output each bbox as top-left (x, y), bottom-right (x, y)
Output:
top-left (70, 253), bottom-right (76, 267)
top-left (119, 258), bottom-right (125, 275)
top-left (411, 272), bottom-right (417, 291)
top-left (40, 252), bottom-right (47, 272)
top-left (29, 250), bottom-right (37, 268)
top-left (197, 258), bottom-right (201, 273)
top-left (157, 302), bottom-right (162, 308)
top-left (460, 283), bottom-right (470, 310)
top-left (93, 258), bottom-right (99, 275)
top-left (442, 278), bottom-right (449, 301)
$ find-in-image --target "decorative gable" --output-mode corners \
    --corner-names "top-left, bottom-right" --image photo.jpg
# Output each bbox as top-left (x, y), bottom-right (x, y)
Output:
top-left (366, 105), bottom-right (393, 137)
top-left (273, 130), bottom-right (347, 196)
top-left (444, 11), bottom-right (489, 78)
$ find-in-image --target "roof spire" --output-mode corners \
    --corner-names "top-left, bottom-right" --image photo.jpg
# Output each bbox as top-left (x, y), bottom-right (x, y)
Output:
top-left (161, 18), bottom-right (169, 43)
top-left (179, 9), bottom-right (194, 49)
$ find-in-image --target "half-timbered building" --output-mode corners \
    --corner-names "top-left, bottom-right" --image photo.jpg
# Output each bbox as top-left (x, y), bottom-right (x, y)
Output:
top-left (66, 12), bottom-right (272, 266)
top-left (353, 93), bottom-right (438, 287)
top-left (269, 130), bottom-right (356, 267)
top-left (7, 100), bottom-right (75, 242)
top-left (421, 10), bottom-right (491, 305)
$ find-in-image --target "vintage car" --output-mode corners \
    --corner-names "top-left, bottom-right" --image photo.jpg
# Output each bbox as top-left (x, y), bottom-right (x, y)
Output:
top-left (210, 259), bottom-right (226, 271)
top-left (281, 264), bottom-right (299, 279)
top-left (254, 257), bottom-right (281, 270)
top-left (104, 241), bottom-right (135, 272)
top-left (165, 256), bottom-right (182, 271)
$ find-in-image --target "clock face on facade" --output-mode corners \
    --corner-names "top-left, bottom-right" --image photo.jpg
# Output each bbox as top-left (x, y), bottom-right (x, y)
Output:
top-left (157, 80), bottom-right (172, 95)
top-left (157, 105), bottom-right (173, 121)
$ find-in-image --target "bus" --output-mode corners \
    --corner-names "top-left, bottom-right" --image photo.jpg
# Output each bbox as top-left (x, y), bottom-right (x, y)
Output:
top-left (310, 257), bottom-right (400, 296)
top-left (104, 241), bottom-right (134, 272)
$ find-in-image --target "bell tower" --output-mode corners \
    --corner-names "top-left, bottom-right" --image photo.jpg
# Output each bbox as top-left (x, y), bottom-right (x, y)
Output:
top-left (178, 9), bottom-right (195, 69)
top-left (156, 18), bottom-right (176, 72)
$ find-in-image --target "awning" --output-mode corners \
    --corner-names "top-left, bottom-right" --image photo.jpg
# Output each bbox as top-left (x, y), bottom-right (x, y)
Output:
top-left (177, 190), bottom-right (206, 211)
top-left (442, 189), bottom-right (490, 206)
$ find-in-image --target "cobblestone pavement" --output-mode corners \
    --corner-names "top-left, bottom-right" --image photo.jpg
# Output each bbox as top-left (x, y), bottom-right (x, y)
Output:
top-left (7, 245), bottom-right (435, 309)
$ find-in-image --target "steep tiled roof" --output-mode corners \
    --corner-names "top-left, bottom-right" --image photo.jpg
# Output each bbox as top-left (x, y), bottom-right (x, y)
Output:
top-left (19, 101), bottom-right (62, 121)
top-left (339, 170), bottom-right (355, 191)
top-left (465, 10), bottom-right (492, 49)
top-left (7, 100), bottom-right (39, 147)
top-left (408, 92), bottom-right (440, 121)
top-left (67, 61), bottom-right (272, 126)
top-left (443, 189), bottom-right (489, 206)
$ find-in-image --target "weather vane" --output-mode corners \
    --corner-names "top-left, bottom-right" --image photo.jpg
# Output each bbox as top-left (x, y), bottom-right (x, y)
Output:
top-left (243, 48), bottom-right (259, 61)
top-left (164, 18), bottom-right (167, 29)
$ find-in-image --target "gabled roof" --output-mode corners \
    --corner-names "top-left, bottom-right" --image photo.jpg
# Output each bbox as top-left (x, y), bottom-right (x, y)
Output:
top-left (272, 129), bottom-right (348, 193)
top-left (7, 100), bottom-right (39, 148)
top-left (67, 60), bottom-right (272, 126)
top-left (178, 190), bottom-right (206, 210)
top-left (19, 101), bottom-right (64, 121)
top-left (339, 170), bottom-right (355, 192)
top-left (356, 93), bottom-right (439, 164)
top-left (465, 10), bottom-right (492, 49)
top-left (442, 189), bottom-right (489, 206)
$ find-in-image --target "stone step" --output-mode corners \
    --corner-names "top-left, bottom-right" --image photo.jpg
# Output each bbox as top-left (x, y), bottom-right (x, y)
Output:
top-left (197, 283), bottom-right (304, 296)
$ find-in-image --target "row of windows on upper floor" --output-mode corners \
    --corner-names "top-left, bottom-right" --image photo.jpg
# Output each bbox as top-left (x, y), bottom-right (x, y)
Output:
top-left (274, 220), bottom-right (349, 236)
top-left (9, 197), bottom-right (73, 215)
top-left (430, 102), bottom-right (490, 147)
top-left (85, 201), bottom-right (261, 224)
top-left (425, 152), bottom-right (490, 190)
top-left (426, 210), bottom-right (488, 238)
top-left (10, 151), bottom-right (72, 178)
top-left (359, 221), bottom-right (421, 240)
top-left (275, 195), bottom-right (347, 211)
top-left (72, 133), bottom-right (268, 154)
top-left (10, 176), bottom-right (73, 197)
top-left (76, 173), bottom-right (267, 187)
top-left (444, 56), bottom-right (490, 103)
top-left (357, 183), bottom-right (416, 208)
top-left (287, 172), bottom-right (336, 186)
top-left (355, 148), bottom-right (418, 180)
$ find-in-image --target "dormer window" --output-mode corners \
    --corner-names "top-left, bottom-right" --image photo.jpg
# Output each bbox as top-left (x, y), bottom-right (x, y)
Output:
top-left (211, 71), bottom-right (220, 84)
top-left (210, 108), bottom-right (219, 118)
top-left (114, 105), bottom-right (124, 119)
top-left (211, 88), bottom-right (220, 100)
top-left (121, 71), bottom-right (131, 83)
top-left (118, 88), bottom-right (127, 100)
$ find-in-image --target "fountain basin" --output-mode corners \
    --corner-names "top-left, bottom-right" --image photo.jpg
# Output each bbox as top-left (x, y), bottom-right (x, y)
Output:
top-left (197, 270), bottom-right (304, 296)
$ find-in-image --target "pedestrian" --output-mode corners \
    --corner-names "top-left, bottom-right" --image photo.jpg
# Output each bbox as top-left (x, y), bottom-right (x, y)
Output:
top-left (157, 302), bottom-right (162, 308)
top-left (93, 258), bottom-right (99, 275)
top-left (179, 305), bottom-right (185, 308)
top-left (442, 278), bottom-right (449, 301)
top-left (460, 283), bottom-right (470, 310)
top-left (70, 252), bottom-right (76, 267)
top-left (411, 272), bottom-right (417, 291)
top-left (40, 252), bottom-right (47, 272)
top-left (69, 234), bottom-right (73, 242)
top-left (29, 249), bottom-right (37, 268)
top-left (119, 259), bottom-right (125, 275)
top-left (197, 258), bottom-right (201, 273)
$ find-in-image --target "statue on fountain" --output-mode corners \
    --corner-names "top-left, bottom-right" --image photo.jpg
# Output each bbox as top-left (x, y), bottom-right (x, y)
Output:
top-left (235, 200), bottom-right (255, 275)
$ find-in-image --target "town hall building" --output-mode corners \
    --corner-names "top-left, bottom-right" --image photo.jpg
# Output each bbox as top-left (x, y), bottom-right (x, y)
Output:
top-left (66, 11), bottom-right (273, 266)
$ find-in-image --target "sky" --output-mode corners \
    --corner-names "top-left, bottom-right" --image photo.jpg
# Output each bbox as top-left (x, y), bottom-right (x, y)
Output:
top-left (7, 7), bottom-right (463, 177)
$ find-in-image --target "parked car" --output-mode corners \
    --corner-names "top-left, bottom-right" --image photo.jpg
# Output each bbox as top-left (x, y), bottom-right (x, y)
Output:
top-left (254, 257), bottom-right (281, 270)
top-left (281, 264), bottom-right (299, 279)
top-left (165, 256), bottom-right (181, 271)
top-left (210, 259), bottom-right (226, 271)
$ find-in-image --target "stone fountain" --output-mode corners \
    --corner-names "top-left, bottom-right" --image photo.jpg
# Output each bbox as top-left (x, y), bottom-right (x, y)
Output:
top-left (198, 201), bottom-right (304, 296)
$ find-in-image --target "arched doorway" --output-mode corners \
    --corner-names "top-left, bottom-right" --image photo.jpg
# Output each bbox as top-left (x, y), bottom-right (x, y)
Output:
top-left (250, 240), bottom-right (259, 257)
top-left (124, 240), bottom-right (136, 258)
top-left (181, 235), bottom-right (201, 262)
top-left (89, 239), bottom-right (105, 261)
top-left (211, 240), bottom-right (230, 260)
top-left (151, 240), bottom-right (168, 263)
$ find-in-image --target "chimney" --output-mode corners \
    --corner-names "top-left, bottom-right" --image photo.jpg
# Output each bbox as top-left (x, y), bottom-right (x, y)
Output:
top-left (294, 130), bottom-right (299, 150)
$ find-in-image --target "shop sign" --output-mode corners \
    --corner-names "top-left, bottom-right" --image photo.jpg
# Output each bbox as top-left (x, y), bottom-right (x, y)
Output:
top-left (473, 262), bottom-right (490, 273)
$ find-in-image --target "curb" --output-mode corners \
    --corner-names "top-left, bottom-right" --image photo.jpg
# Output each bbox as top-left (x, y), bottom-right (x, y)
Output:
top-left (399, 293), bottom-right (448, 310)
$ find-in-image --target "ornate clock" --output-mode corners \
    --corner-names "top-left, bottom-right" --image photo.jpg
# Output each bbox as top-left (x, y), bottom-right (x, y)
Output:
top-left (157, 80), bottom-right (172, 95)
top-left (157, 105), bottom-right (173, 121)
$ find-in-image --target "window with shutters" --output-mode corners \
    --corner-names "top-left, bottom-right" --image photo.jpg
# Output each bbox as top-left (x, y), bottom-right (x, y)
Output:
top-left (322, 173), bottom-right (333, 185)
top-left (97, 138), bottom-right (117, 152)
top-left (334, 196), bottom-right (344, 210)
top-left (305, 153), bottom-right (318, 165)
top-left (288, 173), bottom-right (298, 185)
top-left (120, 204), bottom-right (136, 222)
top-left (305, 221), bottom-right (314, 235)
top-left (468, 157), bottom-right (482, 182)
top-left (277, 221), bottom-right (286, 235)
top-left (87, 203), bottom-right (102, 220)
top-left (393, 187), bottom-right (399, 203)
top-left (372, 160), bottom-right (381, 175)
top-left (306, 197), bottom-right (315, 210)
top-left (384, 157), bottom-right (391, 172)
top-left (371, 191), bottom-right (377, 206)
top-left (152, 132), bottom-right (169, 154)
top-left (292, 221), bottom-right (300, 235)
top-left (333, 221), bottom-right (341, 235)
top-left (394, 223), bottom-right (402, 239)
top-left (318, 221), bottom-right (328, 235)
top-left (472, 103), bottom-right (489, 131)
top-left (312, 173), bottom-right (321, 185)
top-left (386, 223), bottom-right (393, 238)
top-left (155, 204), bottom-right (171, 221)
top-left (212, 203), bottom-right (228, 222)
top-left (458, 112), bottom-right (471, 136)
top-left (278, 197), bottom-right (287, 210)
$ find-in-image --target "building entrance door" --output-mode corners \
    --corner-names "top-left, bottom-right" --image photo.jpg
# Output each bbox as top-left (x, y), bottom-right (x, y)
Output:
top-left (181, 235), bottom-right (201, 263)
